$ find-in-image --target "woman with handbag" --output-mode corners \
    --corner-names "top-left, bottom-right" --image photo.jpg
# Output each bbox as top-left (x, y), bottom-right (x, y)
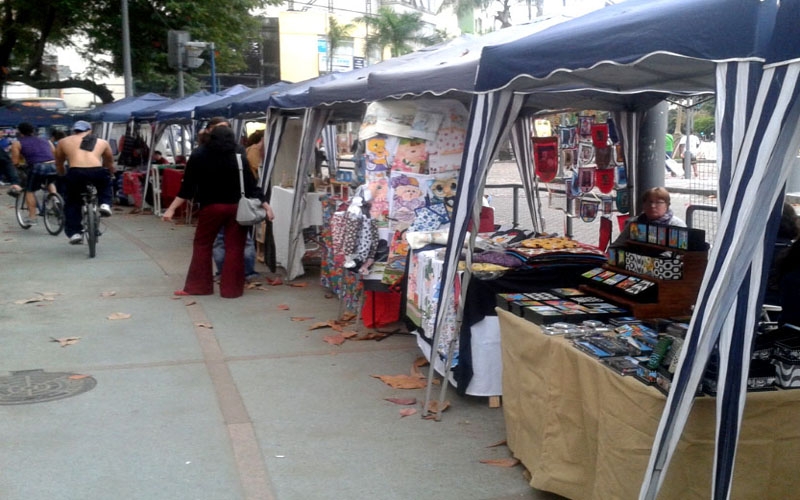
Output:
top-left (162, 126), bottom-right (274, 298)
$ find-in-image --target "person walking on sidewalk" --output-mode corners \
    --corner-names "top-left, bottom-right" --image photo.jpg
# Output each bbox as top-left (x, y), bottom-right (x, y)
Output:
top-left (162, 125), bottom-right (274, 299)
top-left (55, 121), bottom-right (116, 244)
top-left (10, 122), bottom-right (57, 225)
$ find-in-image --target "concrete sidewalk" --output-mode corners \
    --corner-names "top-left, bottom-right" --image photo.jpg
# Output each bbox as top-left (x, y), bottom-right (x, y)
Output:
top-left (0, 197), bottom-right (560, 500)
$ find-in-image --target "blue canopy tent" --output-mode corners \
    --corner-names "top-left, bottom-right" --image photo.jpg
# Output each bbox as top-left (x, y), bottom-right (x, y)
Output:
top-left (194, 82), bottom-right (289, 121)
top-left (79, 93), bottom-right (172, 143)
top-left (263, 17), bottom-right (566, 281)
top-left (425, 0), bottom-right (800, 498)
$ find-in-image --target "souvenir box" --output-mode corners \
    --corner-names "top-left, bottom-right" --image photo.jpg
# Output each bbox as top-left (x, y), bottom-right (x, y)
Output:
top-left (623, 251), bottom-right (684, 280)
top-left (772, 355), bottom-right (800, 388)
top-left (495, 293), bottom-right (531, 311)
top-left (602, 356), bottom-right (643, 376)
top-left (581, 269), bottom-right (658, 303)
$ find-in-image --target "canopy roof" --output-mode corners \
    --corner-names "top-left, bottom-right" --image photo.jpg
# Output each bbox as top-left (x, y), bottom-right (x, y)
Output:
top-left (81, 93), bottom-right (170, 123)
top-left (194, 82), bottom-right (290, 120)
top-left (152, 85), bottom-right (251, 123)
top-left (474, 0), bottom-right (777, 111)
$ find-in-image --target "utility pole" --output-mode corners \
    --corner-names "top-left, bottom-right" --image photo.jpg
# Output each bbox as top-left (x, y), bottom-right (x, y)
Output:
top-left (121, 0), bottom-right (133, 96)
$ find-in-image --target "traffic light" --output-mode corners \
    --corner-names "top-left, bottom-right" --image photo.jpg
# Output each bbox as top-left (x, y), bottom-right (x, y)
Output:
top-left (167, 30), bottom-right (189, 69)
top-left (183, 42), bottom-right (206, 69)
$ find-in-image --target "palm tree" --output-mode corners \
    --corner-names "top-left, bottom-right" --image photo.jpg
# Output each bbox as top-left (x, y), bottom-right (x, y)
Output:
top-left (327, 16), bottom-right (354, 73)
top-left (357, 8), bottom-right (431, 60)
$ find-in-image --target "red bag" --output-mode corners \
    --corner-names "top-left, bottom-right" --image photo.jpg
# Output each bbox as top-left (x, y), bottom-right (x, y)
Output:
top-left (362, 290), bottom-right (401, 328)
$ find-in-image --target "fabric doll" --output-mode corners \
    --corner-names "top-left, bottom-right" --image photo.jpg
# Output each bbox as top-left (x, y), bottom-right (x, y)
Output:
top-left (390, 174), bottom-right (426, 228)
top-left (392, 138), bottom-right (428, 173)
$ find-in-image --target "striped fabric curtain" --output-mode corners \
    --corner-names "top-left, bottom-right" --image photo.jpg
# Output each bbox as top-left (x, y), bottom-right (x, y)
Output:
top-left (423, 91), bottom-right (525, 416)
top-left (640, 55), bottom-right (800, 500)
top-left (508, 116), bottom-right (544, 234)
top-left (286, 108), bottom-right (333, 280)
top-left (320, 124), bottom-right (338, 177)
top-left (259, 110), bottom-right (288, 198)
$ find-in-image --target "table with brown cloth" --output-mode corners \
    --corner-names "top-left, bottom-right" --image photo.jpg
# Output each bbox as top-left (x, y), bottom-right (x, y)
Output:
top-left (497, 308), bottom-right (800, 500)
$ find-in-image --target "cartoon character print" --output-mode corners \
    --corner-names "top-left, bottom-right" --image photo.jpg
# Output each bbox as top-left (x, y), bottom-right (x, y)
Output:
top-left (429, 175), bottom-right (458, 217)
top-left (390, 174), bottom-right (426, 228)
top-left (392, 138), bottom-right (428, 173)
top-left (366, 173), bottom-right (389, 223)
top-left (365, 135), bottom-right (390, 172)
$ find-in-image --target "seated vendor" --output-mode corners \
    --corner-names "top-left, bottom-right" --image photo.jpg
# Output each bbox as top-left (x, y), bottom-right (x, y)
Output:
top-left (613, 187), bottom-right (686, 246)
top-left (152, 150), bottom-right (170, 165)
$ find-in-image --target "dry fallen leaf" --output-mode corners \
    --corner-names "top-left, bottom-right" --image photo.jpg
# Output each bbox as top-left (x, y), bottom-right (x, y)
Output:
top-left (371, 374), bottom-right (427, 390)
top-left (323, 333), bottom-right (346, 346)
top-left (101, 291), bottom-right (117, 297)
top-left (277, 304), bottom-right (290, 310)
top-left (423, 400), bottom-right (451, 416)
top-left (399, 408), bottom-right (417, 418)
top-left (184, 300), bottom-right (197, 306)
top-left (328, 321), bottom-right (344, 332)
top-left (107, 312), bottom-right (132, 320)
top-left (486, 439), bottom-right (508, 448)
top-left (289, 282), bottom-right (308, 288)
top-left (68, 374), bottom-right (91, 380)
top-left (411, 358), bottom-right (429, 378)
top-left (171, 296), bottom-right (182, 300)
top-left (479, 458), bottom-right (520, 467)
top-left (340, 312), bottom-right (357, 322)
top-left (354, 332), bottom-right (387, 341)
top-left (309, 321), bottom-right (331, 331)
top-left (15, 297), bottom-right (43, 305)
top-left (290, 316), bottom-right (314, 322)
top-left (341, 331), bottom-right (358, 339)
top-left (51, 336), bottom-right (81, 347)
top-left (195, 322), bottom-right (213, 329)
top-left (385, 397), bottom-right (417, 406)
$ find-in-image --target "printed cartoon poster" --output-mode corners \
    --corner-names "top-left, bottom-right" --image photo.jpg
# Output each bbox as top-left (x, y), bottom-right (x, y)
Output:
top-left (365, 171), bottom-right (389, 225)
top-left (388, 171), bottom-right (431, 231)
top-left (426, 100), bottom-right (469, 174)
top-left (391, 138), bottom-right (428, 173)
top-left (364, 135), bottom-right (392, 172)
top-left (428, 173), bottom-right (459, 218)
top-left (359, 101), bottom-right (418, 139)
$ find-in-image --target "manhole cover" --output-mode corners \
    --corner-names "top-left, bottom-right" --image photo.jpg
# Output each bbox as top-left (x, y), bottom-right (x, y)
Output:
top-left (0, 369), bottom-right (97, 405)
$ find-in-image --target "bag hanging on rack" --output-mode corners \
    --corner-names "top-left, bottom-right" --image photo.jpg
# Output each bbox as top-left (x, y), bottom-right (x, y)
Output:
top-left (235, 153), bottom-right (267, 226)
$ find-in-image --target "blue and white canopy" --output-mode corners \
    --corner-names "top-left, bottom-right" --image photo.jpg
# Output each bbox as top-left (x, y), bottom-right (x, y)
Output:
top-left (424, 0), bottom-right (799, 498)
top-left (80, 93), bottom-right (170, 124)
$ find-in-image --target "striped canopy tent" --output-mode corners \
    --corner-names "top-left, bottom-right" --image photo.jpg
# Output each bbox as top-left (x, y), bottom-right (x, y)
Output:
top-left (260, 17), bottom-right (565, 280)
top-left (432, 0), bottom-right (800, 497)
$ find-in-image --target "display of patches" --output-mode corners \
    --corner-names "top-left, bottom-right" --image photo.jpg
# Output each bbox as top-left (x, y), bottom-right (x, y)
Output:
top-left (591, 123), bottom-right (609, 148)
top-left (391, 138), bottom-right (428, 173)
top-left (594, 270), bottom-right (616, 281)
top-left (533, 136), bottom-right (559, 182)
top-left (625, 252), bottom-right (655, 275)
top-left (616, 276), bottom-right (641, 290)
top-left (594, 167), bottom-right (614, 193)
top-left (559, 126), bottom-right (578, 149)
top-left (365, 172), bottom-right (390, 224)
top-left (653, 259), bottom-right (684, 280)
top-left (578, 115), bottom-right (595, 137)
top-left (582, 267), bottom-right (605, 279)
top-left (428, 174), bottom-right (458, 217)
top-left (364, 135), bottom-right (391, 172)
top-left (577, 165), bottom-right (596, 193)
top-left (603, 273), bottom-right (628, 286)
top-left (594, 147), bottom-right (612, 168)
top-left (578, 141), bottom-right (594, 165)
top-left (389, 172), bottom-right (431, 230)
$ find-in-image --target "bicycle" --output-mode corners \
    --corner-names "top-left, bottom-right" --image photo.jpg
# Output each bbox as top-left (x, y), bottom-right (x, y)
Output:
top-left (14, 176), bottom-right (65, 235)
top-left (80, 184), bottom-right (102, 258)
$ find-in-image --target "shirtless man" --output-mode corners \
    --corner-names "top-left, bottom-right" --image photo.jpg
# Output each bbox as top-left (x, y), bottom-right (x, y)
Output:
top-left (55, 120), bottom-right (115, 244)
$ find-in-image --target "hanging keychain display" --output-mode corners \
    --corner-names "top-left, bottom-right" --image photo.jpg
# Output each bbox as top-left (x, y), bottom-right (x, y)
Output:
top-left (595, 167), bottom-right (615, 193)
top-left (578, 165), bottom-right (596, 193)
top-left (532, 136), bottom-right (559, 182)
top-left (579, 196), bottom-right (601, 223)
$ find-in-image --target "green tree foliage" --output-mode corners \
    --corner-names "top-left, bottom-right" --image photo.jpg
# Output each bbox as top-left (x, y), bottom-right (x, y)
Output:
top-left (0, 0), bottom-right (279, 103)
top-left (358, 8), bottom-right (435, 60)
top-left (326, 16), bottom-right (354, 73)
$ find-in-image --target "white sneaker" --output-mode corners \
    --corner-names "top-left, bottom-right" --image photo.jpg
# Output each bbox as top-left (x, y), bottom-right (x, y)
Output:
top-left (99, 204), bottom-right (112, 217)
top-left (69, 233), bottom-right (83, 245)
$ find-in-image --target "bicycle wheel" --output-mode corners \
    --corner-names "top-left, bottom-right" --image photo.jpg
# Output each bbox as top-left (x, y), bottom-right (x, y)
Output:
top-left (86, 202), bottom-right (97, 258)
top-left (43, 193), bottom-right (65, 236)
top-left (14, 190), bottom-right (31, 229)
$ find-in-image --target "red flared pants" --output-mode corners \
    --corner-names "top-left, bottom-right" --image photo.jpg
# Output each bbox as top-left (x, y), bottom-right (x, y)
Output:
top-left (183, 203), bottom-right (248, 298)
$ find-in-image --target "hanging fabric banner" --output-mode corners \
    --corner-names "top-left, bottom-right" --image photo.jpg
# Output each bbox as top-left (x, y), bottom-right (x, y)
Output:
top-left (532, 136), bottom-right (559, 182)
top-left (615, 187), bottom-right (631, 214)
top-left (595, 167), bottom-right (615, 193)
top-left (591, 122), bottom-right (609, 148)
top-left (577, 165), bottom-right (596, 193)
top-left (595, 146), bottom-right (612, 168)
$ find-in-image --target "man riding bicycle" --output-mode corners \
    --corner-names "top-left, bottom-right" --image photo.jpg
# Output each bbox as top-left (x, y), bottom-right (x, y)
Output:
top-left (54, 121), bottom-right (115, 245)
top-left (10, 122), bottom-right (57, 226)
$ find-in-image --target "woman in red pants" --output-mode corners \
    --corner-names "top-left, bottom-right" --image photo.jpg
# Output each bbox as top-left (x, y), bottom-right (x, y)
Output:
top-left (162, 126), bottom-right (274, 298)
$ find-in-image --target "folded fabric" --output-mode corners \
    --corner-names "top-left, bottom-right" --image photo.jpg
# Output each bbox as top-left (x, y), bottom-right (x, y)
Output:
top-left (472, 251), bottom-right (525, 268)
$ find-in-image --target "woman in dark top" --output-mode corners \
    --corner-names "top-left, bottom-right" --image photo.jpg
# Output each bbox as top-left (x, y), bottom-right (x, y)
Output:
top-left (162, 126), bottom-right (274, 298)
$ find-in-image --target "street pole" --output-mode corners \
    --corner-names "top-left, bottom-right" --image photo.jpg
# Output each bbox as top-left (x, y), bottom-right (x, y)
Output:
top-left (177, 41), bottom-right (185, 98)
top-left (209, 43), bottom-right (217, 93)
top-left (121, 0), bottom-right (134, 97)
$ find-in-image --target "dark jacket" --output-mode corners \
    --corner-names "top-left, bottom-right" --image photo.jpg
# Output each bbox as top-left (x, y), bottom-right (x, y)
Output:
top-left (178, 144), bottom-right (263, 207)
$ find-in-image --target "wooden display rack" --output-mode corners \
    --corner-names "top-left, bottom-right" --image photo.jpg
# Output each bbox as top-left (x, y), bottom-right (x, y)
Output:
top-left (581, 240), bottom-right (707, 319)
